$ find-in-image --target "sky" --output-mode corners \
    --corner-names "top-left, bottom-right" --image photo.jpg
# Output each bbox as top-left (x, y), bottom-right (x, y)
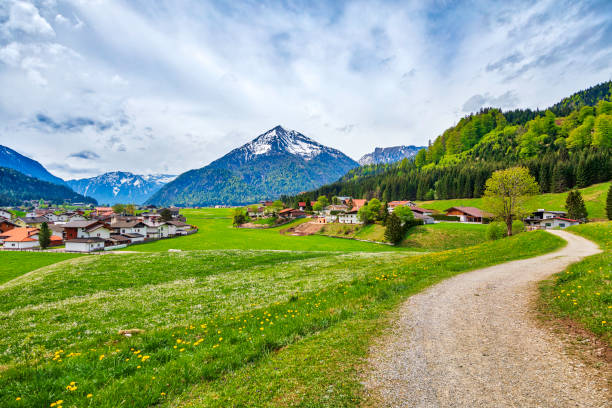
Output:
top-left (0, 0), bottom-right (610, 180)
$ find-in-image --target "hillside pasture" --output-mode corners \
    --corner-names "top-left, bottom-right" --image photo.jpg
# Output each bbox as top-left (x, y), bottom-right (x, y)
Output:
top-left (400, 222), bottom-right (488, 251)
top-left (0, 231), bottom-right (564, 407)
top-left (0, 252), bottom-right (82, 285)
top-left (417, 182), bottom-right (610, 220)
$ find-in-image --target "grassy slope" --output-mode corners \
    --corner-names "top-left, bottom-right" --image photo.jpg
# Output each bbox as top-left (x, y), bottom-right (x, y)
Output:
top-left (0, 231), bottom-right (564, 407)
top-left (129, 209), bottom-right (400, 252)
top-left (0, 252), bottom-right (82, 285)
top-left (539, 221), bottom-right (611, 345)
top-left (418, 182), bottom-right (610, 220)
top-left (400, 222), bottom-right (488, 251)
top-left (318, 222), bottom-right (488, 252)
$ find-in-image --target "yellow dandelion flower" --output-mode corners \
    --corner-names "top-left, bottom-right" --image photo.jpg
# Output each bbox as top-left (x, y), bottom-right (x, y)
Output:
top-left (87, 394), bottom-right (93, 398)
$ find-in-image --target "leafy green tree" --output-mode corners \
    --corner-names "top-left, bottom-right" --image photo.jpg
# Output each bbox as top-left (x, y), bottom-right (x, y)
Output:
top-left (567, 116), bottom-right (594, 149)
top-left (384, 213), bottom-right (404, 244)
top-left (592, 114), bottom-right (612, 148)
top-left (38, 222), bottom-right (51, 249)
top-left (160, 208), bottom-right (173, 221)
top-left (607, 183), bottom-right (612, 220)
top-left (393, 205), bottom-right (414, 224)
top-left (112, 203), bottom-right (125, 214)
top-left (367, 198), bottom-right (382, 220)
top-left (414, 149), bottom-right (427, 167)
top-left (565, 190), bottom-right (588, 221)
top-left (313, 196), bottom-right (329, 212)
top-left (483, 167), bottom-right (539, 236)
top-left (357, 205), bottom-right (375, 224)
top-left (232, 208), bottom-right (249, 226)
top-left (125, 204), bottom-right (136, 215)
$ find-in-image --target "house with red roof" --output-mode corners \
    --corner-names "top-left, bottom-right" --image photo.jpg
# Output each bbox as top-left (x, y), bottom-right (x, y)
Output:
top-left (1, 227), bottom-right (62, 249)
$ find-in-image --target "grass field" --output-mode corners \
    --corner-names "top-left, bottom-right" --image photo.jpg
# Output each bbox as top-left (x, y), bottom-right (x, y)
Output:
top-left (0, 231), bottom-right (564, 407)
top-left (128, 209), bottom-right (401, 252)
top-left (418, 182), bottom-right (611, 220)
top-left (539, 222), bottom-right (611, 345)
top-left (0, 252), bottom-right (82, 285)
top-left (400, 222), bottom-right (488, 250)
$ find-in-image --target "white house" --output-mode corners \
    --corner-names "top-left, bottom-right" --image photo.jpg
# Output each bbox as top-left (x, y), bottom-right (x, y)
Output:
top-left (337, 210), bottom-right (361, 224)
top-left (43, 213), bottom-right (59, 222)
top-left (0, 209), bottom-right (12, 219)
top-left (111, 220), bottom-right (148, 236)
top-left (166, 220), bottom-right (190, 235)
top-left (526, 216), bottom-right (580, 230)
top-left (144, 223), bottom-right (170, 239)
top-left (65, 237), bottom-right (106, 252)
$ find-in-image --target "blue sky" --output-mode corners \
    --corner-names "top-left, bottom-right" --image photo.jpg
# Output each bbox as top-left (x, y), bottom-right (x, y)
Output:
top-left (0, 0), bottom-right (610, 179)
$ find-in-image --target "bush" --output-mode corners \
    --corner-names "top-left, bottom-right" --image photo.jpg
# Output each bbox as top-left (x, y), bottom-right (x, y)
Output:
top-left (512, 220), bottom-right (525, 235)
top-left (486, 222), bottom-right (506, 240)
top-left (432, 214), bottom-right (460, 221)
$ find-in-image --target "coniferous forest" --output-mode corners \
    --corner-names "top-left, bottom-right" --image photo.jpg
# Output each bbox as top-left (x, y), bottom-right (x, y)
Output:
top-left (284, 82), bottom-right (612, 204)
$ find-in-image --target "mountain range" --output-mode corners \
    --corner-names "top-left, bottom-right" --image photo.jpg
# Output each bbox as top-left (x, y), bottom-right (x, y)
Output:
top-left (358, 145), bottom-right (425, 165)
top-left (0, 145), bottom-right (66, 186)
top-left (67, 172), bottom-right (176, 205)
top-left (147, 126), bottom-right (359, 206)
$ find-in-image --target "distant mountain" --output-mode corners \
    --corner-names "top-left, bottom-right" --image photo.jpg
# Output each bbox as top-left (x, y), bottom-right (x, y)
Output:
top-left (0, 144), bottom-right (65, 185)
top-left (0, 167), bottom-right (97, 206)
top-left (67, 172), bottom-right (175, 205)
top-left (147, 125), bottom-right (358, 206)
top-left (358, 145), bottom-right (425, 165)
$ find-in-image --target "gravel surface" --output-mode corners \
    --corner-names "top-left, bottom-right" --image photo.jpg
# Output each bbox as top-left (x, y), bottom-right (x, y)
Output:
top-left (364, 230), bottom-right (610, 408)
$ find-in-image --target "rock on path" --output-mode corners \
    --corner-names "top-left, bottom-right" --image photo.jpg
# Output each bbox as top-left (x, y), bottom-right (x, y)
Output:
top-left (363, 230), bottom-right (610, 408)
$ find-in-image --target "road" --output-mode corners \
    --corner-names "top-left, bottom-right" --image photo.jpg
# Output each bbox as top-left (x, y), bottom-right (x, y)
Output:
top-left (364, 230), bottom-right (610, 407)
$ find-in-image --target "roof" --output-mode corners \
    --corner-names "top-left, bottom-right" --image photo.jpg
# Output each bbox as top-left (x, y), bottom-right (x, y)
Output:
top-left (445, 206), bottom-right (493, 218)
top-left (123, 233), bottom-right (144, 238)
top-left (111, 221), bottom-right (146, 228)
top-left (1, 227), bottom-right (38, 242)
top-left (166, 220), bottom-right (188, 227)
top-left (278, 208), bottom-right (294, 214)
top-left (67, 237), bottom-right (106, 243)
top-left (388, 200), bottom-right (413, 207)
top-left (63, 220), bottom-right (101, 228)
top-left (19, 217), bottom-right (47, 224)
top-left (410, 207), bottom-right (432, 214)
top-left (351, 199), bottom-right (367, 210)
top-left (109, 234), bottom-right (132, 242)
top-left (86, 224), bottom-right (110, 233)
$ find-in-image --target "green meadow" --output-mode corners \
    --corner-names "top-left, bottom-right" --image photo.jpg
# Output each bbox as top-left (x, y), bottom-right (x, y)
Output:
top-left (0, 252), bottom-right (81, 285)
top-left (418, 182), bottom-right (610, 220)
top-left (539, 221), bottom-right (612, 345)
top-left (0, 229), bottom-right (564, 407)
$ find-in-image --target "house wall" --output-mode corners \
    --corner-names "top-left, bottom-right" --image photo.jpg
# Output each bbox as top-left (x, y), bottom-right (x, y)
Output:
top-left (66, 241), bottom-right (104, 253)
top-left (65, 228), bottom-right (78, 240)
top-left (3, 240), bottom-right (39, 249)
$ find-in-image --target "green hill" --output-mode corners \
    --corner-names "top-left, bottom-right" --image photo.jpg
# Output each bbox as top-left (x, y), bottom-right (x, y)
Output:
top-left (0, 167), bottom-right (97, 206)
top-left (417, 182), bottom-right (610, 220)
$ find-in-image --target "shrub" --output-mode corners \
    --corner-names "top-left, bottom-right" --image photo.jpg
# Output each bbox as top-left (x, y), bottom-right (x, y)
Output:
top-left (486, 222), bottom-right (506, 240)
top-left (512, 220), bottom-right (525, 235)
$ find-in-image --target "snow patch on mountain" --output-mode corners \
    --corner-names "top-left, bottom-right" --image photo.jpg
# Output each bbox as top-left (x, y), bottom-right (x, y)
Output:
top-left (237, 126), bottom-right (332, 162)
top-left (358, 145), bottom-right (426, 166)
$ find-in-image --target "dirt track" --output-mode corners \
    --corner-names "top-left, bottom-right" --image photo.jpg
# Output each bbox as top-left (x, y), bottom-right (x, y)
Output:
top-left (364, 230), bottom-right (610, 407)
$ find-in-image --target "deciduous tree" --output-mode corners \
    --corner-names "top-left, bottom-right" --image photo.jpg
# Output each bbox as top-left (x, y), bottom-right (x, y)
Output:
top-left (483, 167), bottom-right (539, 236)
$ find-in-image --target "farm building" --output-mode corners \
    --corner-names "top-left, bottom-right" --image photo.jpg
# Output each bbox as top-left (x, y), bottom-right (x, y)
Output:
top-left (445, 207), bottom-right (493, 223)
top-left (65, 237), bottom-right (106, 253)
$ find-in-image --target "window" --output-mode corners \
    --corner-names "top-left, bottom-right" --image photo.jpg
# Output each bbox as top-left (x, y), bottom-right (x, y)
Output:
top-left (545, 223), bottom-right (551, 227)
top-left (560, 223), bottom-right (565, 227)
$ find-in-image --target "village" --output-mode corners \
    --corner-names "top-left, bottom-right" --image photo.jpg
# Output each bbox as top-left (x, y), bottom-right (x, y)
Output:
top-left (241, 196), bottom-right (582, 232)
top-left (0, 205), bottom-right (194, 252)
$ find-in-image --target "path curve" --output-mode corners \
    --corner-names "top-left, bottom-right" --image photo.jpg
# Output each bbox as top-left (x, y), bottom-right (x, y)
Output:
top-left (364, 230), bottom-right (610, 408)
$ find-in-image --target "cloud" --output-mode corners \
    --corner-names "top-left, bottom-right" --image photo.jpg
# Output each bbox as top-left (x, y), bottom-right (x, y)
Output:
top-left (35, 114), bottom-right (113, 132)
top-left (0, 0), bottom-right (610, 179)
top-left (462, 91), bottom-right (520, 113)
top-left (5, 1), bottom-right (55, 37)
top-left (68, 150), bottom-right (100, 160)
top-left (46, 163), bottom-right (99, 175)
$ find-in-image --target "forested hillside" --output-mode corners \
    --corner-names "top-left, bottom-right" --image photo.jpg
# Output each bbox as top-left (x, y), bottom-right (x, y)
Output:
top-left (284, 81), bottom-right (612, 204)
top-left (0, 167), bottom-right (97, 206)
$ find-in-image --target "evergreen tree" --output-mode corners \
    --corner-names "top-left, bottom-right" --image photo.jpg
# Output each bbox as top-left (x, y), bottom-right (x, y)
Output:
top-left (565, 190), bottom-right (588, 221)
top-left (380, 201), bottom-right (389, 223)
top-left (606, 184), bottom-right (612, 220)
top-left (38, 222), bottom-right (51, 249)
top-left (384, 213), bottom-right (404, 244)
top-left (305, 200), bottom-right (313, 212)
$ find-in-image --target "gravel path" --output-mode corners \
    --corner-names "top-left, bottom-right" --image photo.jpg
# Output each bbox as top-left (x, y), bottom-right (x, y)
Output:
top-left (364, 230), bottom-right (610, 408)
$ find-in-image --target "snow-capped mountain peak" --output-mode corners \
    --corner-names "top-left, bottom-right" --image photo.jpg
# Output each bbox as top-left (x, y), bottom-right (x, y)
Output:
top-left (67, 171), bottom-right (175, 204)
top-left (241, 125), bottom-right (327, 161)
